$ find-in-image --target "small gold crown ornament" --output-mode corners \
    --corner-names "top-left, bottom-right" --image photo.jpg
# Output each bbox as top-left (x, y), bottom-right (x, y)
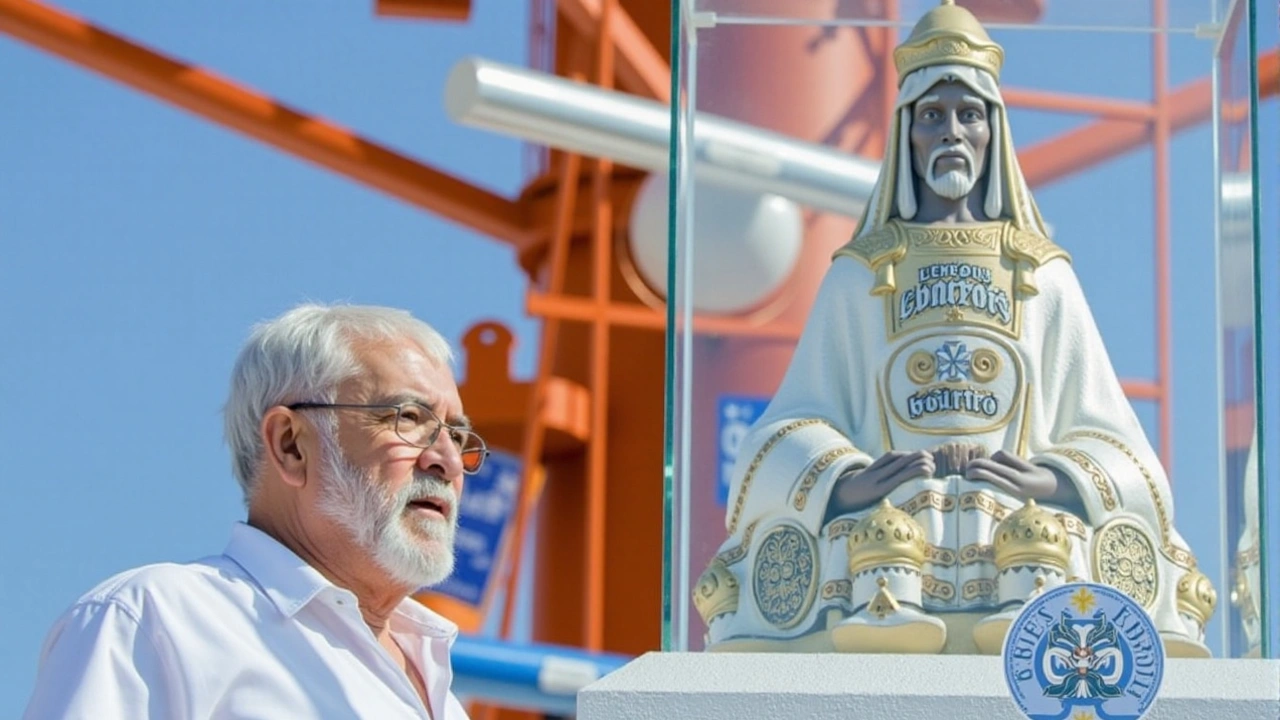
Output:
top-left (893, 0), bottom-right (1005, 84)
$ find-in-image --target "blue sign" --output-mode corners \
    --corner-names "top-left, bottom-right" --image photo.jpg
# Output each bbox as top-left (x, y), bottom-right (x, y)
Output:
top-left (717, 395), bottom-right (770, 507)
top-left (432, 450), bottom-right (521, 606)
top-left (1003, 582), bottom-right (1164, 720)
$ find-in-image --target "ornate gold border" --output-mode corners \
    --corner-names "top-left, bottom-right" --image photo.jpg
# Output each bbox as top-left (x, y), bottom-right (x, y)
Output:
top-left (882, 330), bottom-right (1025, 436)
top-left (1063, 430), bottom-right (1196, 570)
top-left (751, 523), bottom-right (820, 631)
top-left (729, 418), bottom-right (837, 534)
top-left (1091, 517), bottom-right (1159, 610)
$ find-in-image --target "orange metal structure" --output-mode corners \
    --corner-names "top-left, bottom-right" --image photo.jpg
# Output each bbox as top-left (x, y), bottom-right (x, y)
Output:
top-left (1, 0), bottom-right (1276, 714)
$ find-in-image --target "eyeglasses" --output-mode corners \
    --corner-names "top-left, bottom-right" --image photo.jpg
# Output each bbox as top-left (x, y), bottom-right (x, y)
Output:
top-left (286, 401), bottom-right (489, 475)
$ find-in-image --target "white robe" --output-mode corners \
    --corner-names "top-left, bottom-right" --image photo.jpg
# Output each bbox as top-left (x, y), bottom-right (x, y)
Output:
top-left (710, 224), bottom-right (1201, 647)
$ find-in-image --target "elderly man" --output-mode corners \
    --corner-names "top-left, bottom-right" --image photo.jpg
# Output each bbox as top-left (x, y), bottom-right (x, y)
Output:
top-left (23, 303), bottom-right (485, 719)
top-left (694, 0), bottom-right (1216, 659)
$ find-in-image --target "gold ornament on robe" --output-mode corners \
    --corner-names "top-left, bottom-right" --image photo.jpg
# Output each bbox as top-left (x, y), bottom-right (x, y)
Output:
top-left (992, 499), bottom-right (1070, 571)
top-left (847, 499), bottom-right (928, 575)
top-left (693, 557), bottom-right (740, 625)
top-left (1176, 569), bottom-right (1218, 625)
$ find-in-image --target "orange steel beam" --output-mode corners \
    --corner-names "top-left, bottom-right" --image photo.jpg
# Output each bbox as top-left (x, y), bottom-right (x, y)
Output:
top-left (583, 0), bottom-right (616, 652)
top-left (1019, 50), bottom-right (1279, 188)
top-left (1152, 0), bottom-right (1173, 472)
top-left (558, 0), bottom-right (670, 102)
top-left (374, 0), bottom-right (470, 21)
top-left (1001, 86), bottom-right (1155, 121)
top-left (497, 152), bottom-right (583, 645)
top-left (0, 0), bottom-right (530, 247)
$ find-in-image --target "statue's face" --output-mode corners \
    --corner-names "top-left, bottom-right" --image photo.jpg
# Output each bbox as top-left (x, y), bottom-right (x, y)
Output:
top-left (909, 79), bottom-right (991, 202)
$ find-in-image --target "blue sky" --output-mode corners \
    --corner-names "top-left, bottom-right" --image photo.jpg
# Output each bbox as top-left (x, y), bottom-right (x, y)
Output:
top-left (0, 1), bottom-right (1276, 715)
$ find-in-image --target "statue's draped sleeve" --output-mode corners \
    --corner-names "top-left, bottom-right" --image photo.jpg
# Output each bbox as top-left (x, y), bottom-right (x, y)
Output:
top-left (1023, 260), bottom-right (1196, 570)
top-left (723, 257), bottom-right (878, 539)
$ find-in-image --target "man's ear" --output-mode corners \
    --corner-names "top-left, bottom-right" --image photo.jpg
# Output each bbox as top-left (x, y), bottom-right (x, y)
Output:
top-left (261, 407), bottom-right (309, 489)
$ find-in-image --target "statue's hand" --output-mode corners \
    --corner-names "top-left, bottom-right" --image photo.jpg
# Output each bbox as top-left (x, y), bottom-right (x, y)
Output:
top-left (829, 450), bottom-right (935, 517)
top-left (964, 450), bottom-right (1081, 507)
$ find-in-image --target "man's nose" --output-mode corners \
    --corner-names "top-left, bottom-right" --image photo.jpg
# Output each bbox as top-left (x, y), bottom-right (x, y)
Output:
top-left (417, 434), bottom-right (464, 483)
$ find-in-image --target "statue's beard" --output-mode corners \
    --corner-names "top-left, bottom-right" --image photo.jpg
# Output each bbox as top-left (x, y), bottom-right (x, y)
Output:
top-left (924, 145), bottom-right (979, 200)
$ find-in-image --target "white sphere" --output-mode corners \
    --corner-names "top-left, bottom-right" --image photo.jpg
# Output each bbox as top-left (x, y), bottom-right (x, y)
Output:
top-left (627, 172), bottom-right (803, 315)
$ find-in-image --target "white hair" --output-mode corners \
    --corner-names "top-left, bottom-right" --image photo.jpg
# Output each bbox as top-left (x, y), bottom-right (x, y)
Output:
top-left (223, 303), bottom-right (455, 504)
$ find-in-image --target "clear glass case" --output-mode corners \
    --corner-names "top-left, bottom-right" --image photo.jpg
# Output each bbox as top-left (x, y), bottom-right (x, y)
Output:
top-left (663, 0), bottom-right (1275, 659)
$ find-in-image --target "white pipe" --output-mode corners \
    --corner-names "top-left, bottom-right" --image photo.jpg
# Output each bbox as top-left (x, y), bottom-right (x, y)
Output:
top-left (443, 57), bottom-right (879, 218)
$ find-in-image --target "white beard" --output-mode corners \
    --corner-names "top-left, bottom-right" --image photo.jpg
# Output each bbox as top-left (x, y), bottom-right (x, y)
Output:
top-left (926, 168), bottom-right (977, 199)
top-left (315, 427), bottom-right (457, 589)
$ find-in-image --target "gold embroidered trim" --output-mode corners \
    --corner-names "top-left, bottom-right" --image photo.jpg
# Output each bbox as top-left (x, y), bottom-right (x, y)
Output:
top-left (1005, 226), bottom-right (1070, 267)
top-left (960, 543), bottom-right (995, 565)
top-left (793, 446), bottom-right (859, 511)
top-left (729, 418), bottom-right (835, 534)
top-left (958, 492), bottom-right (1015, 520)
top-left (1043, 446), bottom-right (1117, 511)
top-left (1063, 430), bottom-right (1196, 570)
top-left (899, 489), bottom-right (957, 516)
top-left (821, 580), bottom-right (853, 603)
top-left (1057, 512), bottom-right (1089, 540)
top-left (926, 545), bottom-right (958, 567)
top-left (923, 574), bottom-right (956, 603)
top-left (716, 520), bottom-right (757, 566)
top-left (963, 578), bottom-right (997, 603)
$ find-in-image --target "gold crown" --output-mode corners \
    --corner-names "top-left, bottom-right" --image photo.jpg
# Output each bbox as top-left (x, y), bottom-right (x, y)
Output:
top-left (893, 0), bottom-right (1005, 85)
top-left (693, 557), bottom-right (740, 624)
top-left (993, 499), bottom-right (1070, 570)
top-left (847, 499), bottom-right (927, 574)
top-left (1176, 569), bottom-right (1217, 623)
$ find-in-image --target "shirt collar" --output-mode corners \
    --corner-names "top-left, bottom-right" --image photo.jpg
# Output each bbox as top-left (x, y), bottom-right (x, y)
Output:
top-left (222, 522), bottom-right (463, 642)
top-left (223, 522), bottom-right (333, 618)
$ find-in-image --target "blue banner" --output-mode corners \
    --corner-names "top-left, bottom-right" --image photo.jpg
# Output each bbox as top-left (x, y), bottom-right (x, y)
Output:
top-left (717, 395), bottom-right (770, 507)
top-left (432, 449), bottom-right (521, 606)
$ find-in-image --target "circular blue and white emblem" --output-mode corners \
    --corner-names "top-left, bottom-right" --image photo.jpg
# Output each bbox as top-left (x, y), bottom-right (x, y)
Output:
top-left (1002, 582), bottom-right (1164, 720)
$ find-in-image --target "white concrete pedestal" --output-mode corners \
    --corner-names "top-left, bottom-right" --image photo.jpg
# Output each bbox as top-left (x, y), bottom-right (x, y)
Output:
top-left (577, 652), bottom-right (1280, 719)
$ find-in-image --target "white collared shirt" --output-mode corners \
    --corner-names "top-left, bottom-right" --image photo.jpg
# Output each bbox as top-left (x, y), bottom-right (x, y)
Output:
top-left (22, 522), bottom-right (471, 720)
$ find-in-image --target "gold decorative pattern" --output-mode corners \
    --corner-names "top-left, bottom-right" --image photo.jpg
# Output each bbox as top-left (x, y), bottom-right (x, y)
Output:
top-left (821, 579), bottom-right (853, 604)
top-left (1042, 446), bottom-right (1117, 511)
top-left (903, 223), bottom-right (1001, 251)
top-left (923, 575), bottom-right (956, 602)
top-left (1176, 569), bottom-right (1217, 623)
top-left (1005, 226), bottom-right (1070, 267)
top-left (1062, 430), bottom-right (1196, 570)
top-left (925, 544), bottom-right (958, 567)
top-left (958, 492), bottom-right (1014, 521)
top-left (960, 543), bottom-right (995, 565)
top-left (899, 489), bottom-right (957, 516)
top-left (729, 418), bottom-right (836, 534)
top-left (1093, 519), bottom-right (1158, 609)
top-left (962, 579), bottom-right (997, 603)
top-left (835, 226), bottom-right (906, 271)
top-left (969, 348), bottom-right (1001, 382)
top-left (793, 446), bottom-right (858, 511)
top-left (825, 518), bottom-right (858, 540)
top-left (1056, 512), bottom-right (1089, 540)
top-left (994, 499), bottom-right (1071, 571)
top-left (751, 524), bottom-right (819, 630)
top-left (716, 520), bottom-right (757, 566)
top-left (907, 351), bottom-right (937, 384)
top-left (847, 499), bottom-right (928, 574)
top-left (892, 0), bottom-right (1005, 81)
top-left (693, 558), bottom-right (739, 624)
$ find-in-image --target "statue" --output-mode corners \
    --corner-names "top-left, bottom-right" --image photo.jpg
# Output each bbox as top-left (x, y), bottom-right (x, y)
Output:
top-left (693, 0), bottom-right (1217, 658)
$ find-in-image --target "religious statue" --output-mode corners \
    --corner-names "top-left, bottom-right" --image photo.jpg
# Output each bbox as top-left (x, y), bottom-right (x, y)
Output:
top-left (693, 0), bottom-right (1217, 658)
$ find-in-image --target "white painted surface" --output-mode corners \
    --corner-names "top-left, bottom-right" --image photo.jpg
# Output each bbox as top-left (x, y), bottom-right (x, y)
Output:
top-left (577, 652), bottom-right (1280, 719)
